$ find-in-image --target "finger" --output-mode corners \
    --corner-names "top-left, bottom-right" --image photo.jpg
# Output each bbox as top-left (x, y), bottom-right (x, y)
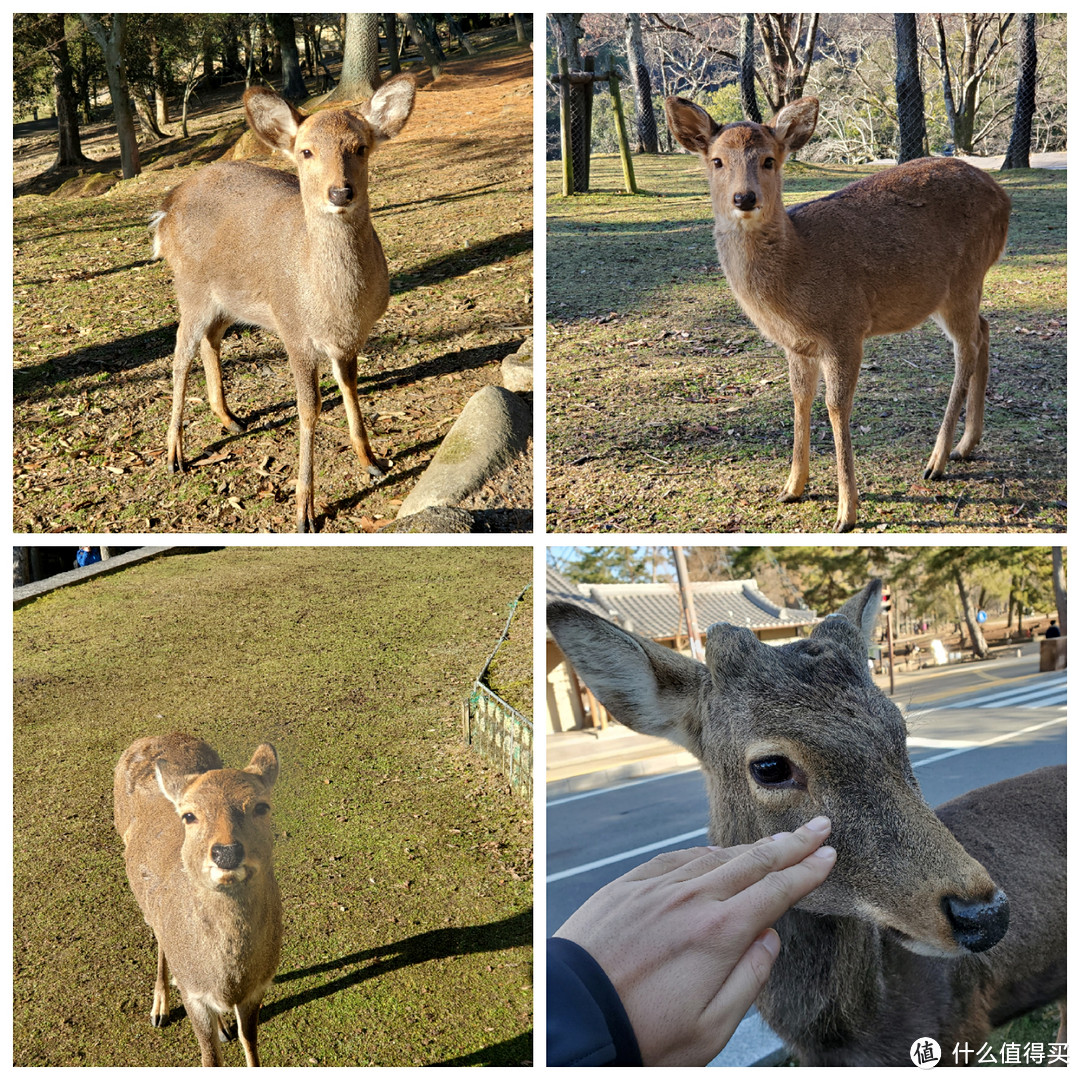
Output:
top-left (698, 929), bottom-right (781, 1051)
top-left (697, 817), bottom-right (832, 901)
top-left (620, 846), bottom-right (719, 882)
top-left (732, 843), bottom-right (837, 928)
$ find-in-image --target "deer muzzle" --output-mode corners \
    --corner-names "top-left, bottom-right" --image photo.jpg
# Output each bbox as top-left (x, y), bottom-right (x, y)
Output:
top-left (943, 888), bottom-right (1010, 953)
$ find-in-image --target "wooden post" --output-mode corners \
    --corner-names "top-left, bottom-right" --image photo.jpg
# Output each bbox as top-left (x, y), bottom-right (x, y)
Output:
top-left (558, 55), bottom-right (574, 197)
top-left (609, 71), bottom-right (638, 194)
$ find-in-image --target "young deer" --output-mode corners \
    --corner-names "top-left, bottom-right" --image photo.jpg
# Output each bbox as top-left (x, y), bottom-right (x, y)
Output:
top-left (665, 96), bottom-right (1011, 532)
top-left (114, 733), bottom-right (282, 1067)
top-left (547, 582), bottom-right (1066, 1066)
top-left (152, 76), bottom-right (416, 532)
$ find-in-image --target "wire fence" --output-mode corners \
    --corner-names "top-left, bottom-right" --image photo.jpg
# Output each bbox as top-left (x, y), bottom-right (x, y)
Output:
top-left (462, 584), bottom-right (533, 799)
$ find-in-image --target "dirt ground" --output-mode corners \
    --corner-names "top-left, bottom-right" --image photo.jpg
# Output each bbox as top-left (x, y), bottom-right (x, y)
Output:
top-left (13, 36), bottom-right (533, 533)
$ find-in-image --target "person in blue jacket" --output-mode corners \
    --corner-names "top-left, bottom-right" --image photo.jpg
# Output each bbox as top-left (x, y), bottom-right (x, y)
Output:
top-left (548, 817), bottom-right (836, 1066)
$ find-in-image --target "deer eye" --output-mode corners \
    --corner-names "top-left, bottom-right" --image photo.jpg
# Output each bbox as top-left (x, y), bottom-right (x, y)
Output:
top-left (181, 812), bottom-right (197, 825)
top-left (711, 157), bottom-right (723, 169)
top-left (253, 803), bottom-right (271, 817)
top-left (750, 756), bottom-right (803, 788)
top-left (300, 148), bottom-right (314, 159)
top-left (762, 156), bottom-right (776, 170)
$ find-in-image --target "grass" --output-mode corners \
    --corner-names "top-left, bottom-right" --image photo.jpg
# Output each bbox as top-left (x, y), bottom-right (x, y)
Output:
top-left (546, 154), bottom-right (1066, 534)
top-left (13, 547), bottom-right (533, 1066)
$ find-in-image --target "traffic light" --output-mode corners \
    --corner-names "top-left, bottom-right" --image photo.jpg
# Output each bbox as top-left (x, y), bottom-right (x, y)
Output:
top-left (882, 588), bottom-right (892, 613)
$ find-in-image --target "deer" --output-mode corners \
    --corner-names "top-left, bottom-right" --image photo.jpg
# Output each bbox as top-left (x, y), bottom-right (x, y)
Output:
top-left (547, 581), bottom-right (1066, 1066)
top-left (664, 95), bottom-right (1012, 532)
top-left (151, 76), bottom-right (417, 532)
top-left (114, 733), bottom-right (282, 1067)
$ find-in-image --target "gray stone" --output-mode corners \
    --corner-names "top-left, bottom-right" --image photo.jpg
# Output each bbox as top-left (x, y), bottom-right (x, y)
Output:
top-left (397, 385), bottom-right (532, 518)
top-left (502, 338), bottom-right (533, 393)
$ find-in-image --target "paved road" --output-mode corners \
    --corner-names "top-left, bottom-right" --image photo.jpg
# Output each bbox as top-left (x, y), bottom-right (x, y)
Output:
top-left (546, 653), bottom-right (1066, 934)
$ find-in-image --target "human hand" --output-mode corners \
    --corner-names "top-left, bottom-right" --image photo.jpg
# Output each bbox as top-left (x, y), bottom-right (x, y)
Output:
top-left (554, 817), bottom-right (836, 1066)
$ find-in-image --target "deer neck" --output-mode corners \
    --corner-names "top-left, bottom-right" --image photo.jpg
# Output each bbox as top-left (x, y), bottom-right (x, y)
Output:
top-left (301, 198), bottom-right (384, 307)
top-left (712, 207), bottom-right (808, 341)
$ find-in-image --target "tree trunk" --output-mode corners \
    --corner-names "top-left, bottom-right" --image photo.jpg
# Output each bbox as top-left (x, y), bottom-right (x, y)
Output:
top-left (738, 14), bottom-right (763, 123)
top-left (383, 15), bottom-right (401, 75)
top-left (150, 31), bottom-right (170, 127)
top-left (270, 14), bottom-right (307, 102)
top-left (326, 13), bottom-right (381, 101)
top-left (402, 14), bottom-right (442, 78)
top-left (893, 13), bottom-right (926, 162)
top-left (624, 14), bottom-right (658, 153)
top-left (80, 13), bottom-right (141, 179)
top-left (132, 87), bottom-right (167, 141)
top-left (46, 14), bottom-right (91, 168)
top-left (445, 15), bottom-right (476, 55)
top-left (1001, 13), bottom-right (1037, 170)
top-left (954, 569), bottom-right (988, 658)
top-left (513, 14), bottom-right (528, 44)
top-left (1051, 546), bottom-right (1067, 637)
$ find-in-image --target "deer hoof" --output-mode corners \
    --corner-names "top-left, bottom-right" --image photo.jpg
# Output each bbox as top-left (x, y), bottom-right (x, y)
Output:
top-left (223, 417), bottom-right (246, 435)
top-left (367, 463), bottom-right (386, 480)
top-left (777, 490), bottom-right (803, 504)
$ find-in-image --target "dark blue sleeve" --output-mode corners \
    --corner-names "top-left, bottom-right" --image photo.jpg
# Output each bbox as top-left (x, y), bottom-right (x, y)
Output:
top-left (547, 937), bottom-right (643, 1066)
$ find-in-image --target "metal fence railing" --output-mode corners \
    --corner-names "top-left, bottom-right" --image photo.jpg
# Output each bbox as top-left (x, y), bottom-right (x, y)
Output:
top-left (462, 584), bottom-right (533, 799)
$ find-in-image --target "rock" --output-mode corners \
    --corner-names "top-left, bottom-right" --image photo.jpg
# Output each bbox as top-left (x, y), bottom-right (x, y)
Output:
top-left (396, 385), bottom-right (532, 518)
top-left (502, 337), bottom-right (532, 392)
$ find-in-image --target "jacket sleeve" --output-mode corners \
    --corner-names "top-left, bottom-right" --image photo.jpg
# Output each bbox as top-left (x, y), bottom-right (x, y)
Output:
top-left (547, 937), bottom-right (643, 1066)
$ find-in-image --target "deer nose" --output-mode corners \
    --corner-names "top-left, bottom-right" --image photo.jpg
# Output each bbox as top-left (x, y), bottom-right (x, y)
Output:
top-left (211, 842), bottom-right (245, 870)
top-left (733, 191), bottom-right (757, 212)
top-left (328, 184), bottom-right (354, 207)
top-left (943, 888), bottom-right (1009, 953)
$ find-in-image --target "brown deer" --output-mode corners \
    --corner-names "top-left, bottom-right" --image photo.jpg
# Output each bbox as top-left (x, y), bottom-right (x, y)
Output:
top-left (152, 76), bottom-right (417, 532)
top-left (664, 95), bottom-right (1011, 532)
top-left (114, 734), bottom-right (282, 1066)
top-left (547, 582), bottom-right (1066, 1066)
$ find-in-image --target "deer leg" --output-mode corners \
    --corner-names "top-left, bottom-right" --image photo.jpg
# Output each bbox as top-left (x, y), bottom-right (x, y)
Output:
top-left (924, 307), bottom-right (979, 479)
top-left (166, 317), bottom-right (204, 474)
top-left (291, 358), bottom-right (322, 533)
top-left (1054, 996), bottom-right (1067, 1049)
top-left (150, 941), bottom-right (170, 1027)
top-left (778, 352), bottom-right (821, 505)
top-left (200, 321), bottom-right (245, 436)
top-left (234, 996), bottom-right (264, 1067)
top-left (951, 313), bottom-right (989, 461)
top-left (330, 354), bottom-right (386, 478)
top-left (822, 349), bottom-right (861, 533)
top-left (182, 993), bottom-right (224, 1067)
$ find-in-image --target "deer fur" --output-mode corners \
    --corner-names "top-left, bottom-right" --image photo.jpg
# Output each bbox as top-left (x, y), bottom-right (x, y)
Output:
top-left (665, 95), bottom-right (1011, 532)
top-left (547, 582), bottom-right (1066, 1065)
top-left (152, 76), bottom-right (416, 532)
top-left (114, 733), bottom-right (282, 1066)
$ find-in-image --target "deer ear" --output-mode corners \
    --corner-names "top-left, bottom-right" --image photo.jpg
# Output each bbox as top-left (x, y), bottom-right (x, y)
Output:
top-left (363, 74), bottom-right (416, 143)
top-left (665, 96), bottom-right (721, 156)
top-left (244, 87), bottom-right (304, 157)
top-left (547, 602), bottom-right (708, 756)
top-left (772, 96), bottom-right (818, 153)
top-left (244, 744), bottom-right (279, 790)
top-left (832, 580), bottom-right (883, 649)
top-left (155, 761), bottom-right (196, 808)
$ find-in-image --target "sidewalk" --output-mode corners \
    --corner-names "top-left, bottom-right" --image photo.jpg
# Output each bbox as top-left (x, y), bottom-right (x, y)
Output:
top-left (546, 723), bottom-right (699, 799)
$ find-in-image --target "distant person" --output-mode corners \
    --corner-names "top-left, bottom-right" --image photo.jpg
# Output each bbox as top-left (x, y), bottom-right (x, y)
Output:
top-left (1045, 619), bottom-right (1061, 639)
top-left (75, 546), bottom-right (101, 568)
